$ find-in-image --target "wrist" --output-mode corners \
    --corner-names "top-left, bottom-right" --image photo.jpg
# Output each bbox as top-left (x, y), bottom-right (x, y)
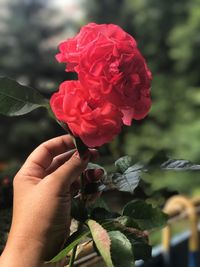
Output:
top-left (0, 234), bottom-right (44, 267)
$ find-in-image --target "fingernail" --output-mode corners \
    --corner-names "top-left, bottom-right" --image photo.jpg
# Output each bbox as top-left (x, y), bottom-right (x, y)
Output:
top-left (73, 150), bottom-right (81, 159)
top-left (73, 150), bottom-right (90, 161)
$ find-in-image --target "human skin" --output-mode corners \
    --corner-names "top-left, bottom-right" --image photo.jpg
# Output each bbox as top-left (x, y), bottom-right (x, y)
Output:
top-left (0, 135), bottom-right (96, 267)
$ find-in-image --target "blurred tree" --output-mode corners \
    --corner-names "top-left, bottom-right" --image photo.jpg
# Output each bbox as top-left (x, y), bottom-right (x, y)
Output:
top-left (86, 0), bottom-right (125, 24)
top-left (84, 0), bottom-right (200, 174)
top-left (0, 0), bottom-right (76, 162)
top-left (0, 0), bottom-right (76, 92)
top-left (85, 0), bottom-right (188, 72)
top-left (168, 0), bottom-right (200, 85)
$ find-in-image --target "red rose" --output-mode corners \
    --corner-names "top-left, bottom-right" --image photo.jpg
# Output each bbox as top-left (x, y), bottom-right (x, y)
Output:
top-left (56, 23), bottom-right (137, 72)
top-left (50, 81), bottom-right (123, 147)
top-left (56, 23), bottom-right (151, 126)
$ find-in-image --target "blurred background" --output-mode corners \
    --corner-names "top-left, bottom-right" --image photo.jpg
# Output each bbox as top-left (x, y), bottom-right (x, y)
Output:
top-left (0, 0), bottom-right (200, 257)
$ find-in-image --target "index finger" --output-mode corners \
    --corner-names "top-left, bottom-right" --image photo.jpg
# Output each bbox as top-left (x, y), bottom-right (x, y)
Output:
top-left (20, 135), bottom-right (75, 178)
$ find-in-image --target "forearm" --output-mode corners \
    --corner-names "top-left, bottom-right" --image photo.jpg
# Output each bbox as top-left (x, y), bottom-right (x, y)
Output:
top-left (0, 234), bottom-right (44, 267)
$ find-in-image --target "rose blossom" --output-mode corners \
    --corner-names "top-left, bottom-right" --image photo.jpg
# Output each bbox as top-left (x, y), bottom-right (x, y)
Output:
top-left (56, 23), bottom-right (137, 72)
top-left (50, 81), bottom-right (123, 147)
top-left (56, 23), bottom-right (152, 125)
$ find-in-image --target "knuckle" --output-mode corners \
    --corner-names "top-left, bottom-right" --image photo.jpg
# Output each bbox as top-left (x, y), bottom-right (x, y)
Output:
top-left (13, 175), bottom-right (20, 187)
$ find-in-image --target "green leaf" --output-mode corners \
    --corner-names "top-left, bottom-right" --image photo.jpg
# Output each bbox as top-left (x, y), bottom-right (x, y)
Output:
top-left (112, 163), bottom-right (143, 194)
top-left (115, 156), bottom-right (133, 173)
top-left (47, 229), bottom-right (89, 263)
top-left (161, 159), bottom-right (200, 171)
top-left (87, 219), bottom-right (114, 267)
top-left (123, 200), bottom-right (168, 230)
top-left (88, 196), bottom-right (110, 211)
top-left (0, 77), bottom-right (47, 116)
top-left (109, 231), bottom-right (135, 267)
top-left (103, 218), bottom-right (151, 261)
top-left (148, 151), bottom-right (200, 171)
top-left (116, 225), bottom-right (151, 261)
top-left (90, 208), bottom-right (119, 222)
top-left (116, 216), bottom-right (140, 229)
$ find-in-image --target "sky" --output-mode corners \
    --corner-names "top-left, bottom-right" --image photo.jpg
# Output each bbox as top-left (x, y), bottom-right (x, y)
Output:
top-left (51, 0), bottom-right (81, 7)
top-left (51, 0), bottom-right (84, 21)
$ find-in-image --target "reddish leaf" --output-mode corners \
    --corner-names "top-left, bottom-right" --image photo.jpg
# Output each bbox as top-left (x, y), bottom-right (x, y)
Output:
top-left (87, 219), bottom-right (114, 267)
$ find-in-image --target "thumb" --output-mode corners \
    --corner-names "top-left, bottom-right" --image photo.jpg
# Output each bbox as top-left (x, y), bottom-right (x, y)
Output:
top-left (44, 150), bottom-right (90, 193)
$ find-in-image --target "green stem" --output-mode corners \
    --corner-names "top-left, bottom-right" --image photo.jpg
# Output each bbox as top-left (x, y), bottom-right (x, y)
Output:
top-left (69, 173), bottom-right (85, 266)
top-left (74, 136), bottom-right (89, 157)
top-left (69, 245), bottom-right (78, 267)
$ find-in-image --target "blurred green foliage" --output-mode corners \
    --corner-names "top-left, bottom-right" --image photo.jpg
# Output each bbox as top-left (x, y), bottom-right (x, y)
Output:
top-left (84, 0), bottom-right (200, 195)
top-left (0, 0), bottom-right (76, 163)
top-left (0, 0), bottom-right (200, 196)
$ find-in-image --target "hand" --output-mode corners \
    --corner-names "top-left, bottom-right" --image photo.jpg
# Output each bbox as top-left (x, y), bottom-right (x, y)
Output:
top-left (0, 135), bottom-right (94, 267)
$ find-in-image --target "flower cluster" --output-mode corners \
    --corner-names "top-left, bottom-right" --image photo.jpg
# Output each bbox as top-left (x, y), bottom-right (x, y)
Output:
top-left (50, 23), bottom-right (152, 147)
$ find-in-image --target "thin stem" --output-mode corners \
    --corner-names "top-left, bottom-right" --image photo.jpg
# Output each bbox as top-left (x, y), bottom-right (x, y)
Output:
top-left (69, 245), bottom-right (78, 267)
top-left (74, 137), bottom-right (89, 158)
top-left (69, 173), bottom-right (85, 266)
